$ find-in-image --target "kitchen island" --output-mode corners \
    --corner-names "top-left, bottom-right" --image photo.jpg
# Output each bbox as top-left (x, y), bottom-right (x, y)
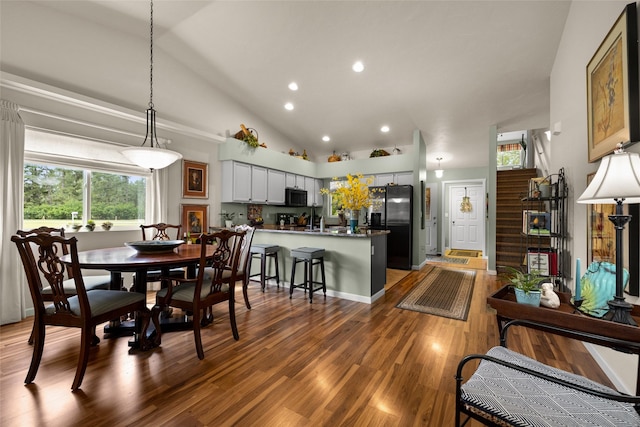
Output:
top-left (249, 226), bottom-right (389, 303)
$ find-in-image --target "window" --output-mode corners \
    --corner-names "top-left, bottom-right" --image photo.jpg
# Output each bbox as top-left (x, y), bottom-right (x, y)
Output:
top-left (328, 180), bottom-right (346, 217)
top-left (23, 129), bottom-right (151, 230)
top-left (497, 142), bottom-right (523, 168)
top-left (23, 163), bottom-right (147, 230)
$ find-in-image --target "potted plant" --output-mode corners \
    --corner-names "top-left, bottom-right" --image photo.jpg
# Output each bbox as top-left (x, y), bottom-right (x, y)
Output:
top-left (501, 266), bottom-right (545, 307)
top-left (85, 220), bottom-right (96, 231)
top-left (220, 212), bottom-right (235, 228)
top-left (70, 224), bottom-right (82, 231)
top-left (101, 221), bottom-right (113, 231)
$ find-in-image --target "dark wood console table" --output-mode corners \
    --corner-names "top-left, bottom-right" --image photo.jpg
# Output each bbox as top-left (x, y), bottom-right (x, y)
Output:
top-left (488, 285), bottom-right (640, 395)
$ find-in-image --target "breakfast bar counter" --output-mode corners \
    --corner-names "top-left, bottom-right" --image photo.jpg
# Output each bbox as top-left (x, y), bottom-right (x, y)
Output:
top-left (249, 225), bottom-right (390, 303)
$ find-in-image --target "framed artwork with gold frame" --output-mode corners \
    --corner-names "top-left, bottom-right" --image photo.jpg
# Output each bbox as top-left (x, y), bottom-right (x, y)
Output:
top-left (586, 2), bottom-right (639, 163)
top-left (586, 172), bottom-right (616, 265)
top-left (181, 204), bottom-right (208, 235)
top-left (182, 160), bottom-right (208, 198)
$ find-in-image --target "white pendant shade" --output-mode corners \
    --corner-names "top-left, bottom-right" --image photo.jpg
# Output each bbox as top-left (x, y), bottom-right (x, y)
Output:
top-left (122, 146), bottom-right (182, 170)
top-left (577, 150), bottom-right (640, 204)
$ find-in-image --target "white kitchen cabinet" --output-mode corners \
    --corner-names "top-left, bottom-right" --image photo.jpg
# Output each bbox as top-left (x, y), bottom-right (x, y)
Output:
top-left (285, 173), bottom-right (305, 189)
top-left (267, 169), bottom-right (286, 204)
top-left (221, 161), bottom-right (272, 203)
top-left (395, 172), bottom-right (413, 186)
top-left (375, 173), bottom-right (395, 186)
top-left (305, 176), bottom-right (325, 207)
top-left (374, 172), bottom-right (413, 186)
top-left (285, 173), bottom-right (296, 189)
top-left (251, 165), bottom-right (268, 203)
top-left (221, 161), bottom-right (251, 202)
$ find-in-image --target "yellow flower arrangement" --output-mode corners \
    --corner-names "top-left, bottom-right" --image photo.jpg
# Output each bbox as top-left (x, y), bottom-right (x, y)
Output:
top-left (321, 173), bottom-right (377, 212)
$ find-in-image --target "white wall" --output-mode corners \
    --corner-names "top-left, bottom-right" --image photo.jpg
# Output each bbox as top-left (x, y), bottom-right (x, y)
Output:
top-left (550, 0), bottom-right (639, 395)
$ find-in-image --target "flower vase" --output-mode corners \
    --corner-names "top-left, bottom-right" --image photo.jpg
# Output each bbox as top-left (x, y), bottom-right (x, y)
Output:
top-left (349, 210), bottom-right (358, 233)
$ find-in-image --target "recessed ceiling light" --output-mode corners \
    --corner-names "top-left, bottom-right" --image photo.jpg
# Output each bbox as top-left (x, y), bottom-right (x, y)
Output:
top-left (352, 61), bottom-right (364, 73)
top-left (284, 102), bottom-right (294, 111)
top-left (288, 82), bottom-right (298, 91)
top-left (380, 125), bottom-right (390, 133)
top-left (322, 136), bottom-right (331, 142)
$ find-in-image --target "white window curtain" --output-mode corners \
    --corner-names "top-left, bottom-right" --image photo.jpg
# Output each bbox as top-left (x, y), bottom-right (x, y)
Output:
top-left (148, 167), bottom-right (167, 224)
top-left (1, 100), bottom-right (27, 325)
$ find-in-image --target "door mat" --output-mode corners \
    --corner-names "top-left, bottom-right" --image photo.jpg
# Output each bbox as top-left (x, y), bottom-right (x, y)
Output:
top-left (425, 255), bottom-right (469, 265)
top-left (396, 266), bottom-right (476, 320)
top-left (447, 249), bottom-right (482, 258)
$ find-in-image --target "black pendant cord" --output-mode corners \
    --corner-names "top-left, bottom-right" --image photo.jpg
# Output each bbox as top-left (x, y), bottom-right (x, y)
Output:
top-left (143, 0), bottom-right (157, 149)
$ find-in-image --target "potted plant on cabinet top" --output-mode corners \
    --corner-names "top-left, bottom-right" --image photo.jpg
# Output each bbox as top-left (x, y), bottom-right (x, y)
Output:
top-left (85, 220), bottom-right (96, 231)
top-left (501, 266), bottom-right (545, 307)
top-left (101, 221), bottom-right (113, 231)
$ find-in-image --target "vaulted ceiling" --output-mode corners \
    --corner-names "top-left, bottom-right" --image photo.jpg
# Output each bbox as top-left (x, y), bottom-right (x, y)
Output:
top-left (2, 1), bottom-right (572, 169)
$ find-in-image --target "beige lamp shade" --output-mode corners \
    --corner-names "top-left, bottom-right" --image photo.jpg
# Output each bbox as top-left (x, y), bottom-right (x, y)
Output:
top-left (577, 150), bottom-right (640, 204)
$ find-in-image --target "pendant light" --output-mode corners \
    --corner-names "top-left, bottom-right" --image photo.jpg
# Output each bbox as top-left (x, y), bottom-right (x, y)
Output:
top-left (122, 0), bottom-right (182, 171)
top-left (435, 157), bottom-right (443, 178)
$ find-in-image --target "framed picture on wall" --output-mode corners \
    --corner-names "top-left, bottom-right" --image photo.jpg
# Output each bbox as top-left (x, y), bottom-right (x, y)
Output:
top-left (586, 172), bottom-right (617, 265)
top-left (586, 2), bottom-right (639, 163)
top-left (181, 204), bottom-right (208, 235)
top-left (182, 160), bottom-right (208, 198)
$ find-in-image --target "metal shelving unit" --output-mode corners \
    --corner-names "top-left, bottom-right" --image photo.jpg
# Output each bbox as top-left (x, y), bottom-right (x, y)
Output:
top-left (520, 168), bottom-right (568, 290)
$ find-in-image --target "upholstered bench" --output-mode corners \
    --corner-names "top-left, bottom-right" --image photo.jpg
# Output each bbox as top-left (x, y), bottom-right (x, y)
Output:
top-left (455, 320), bottom-right (640, 426)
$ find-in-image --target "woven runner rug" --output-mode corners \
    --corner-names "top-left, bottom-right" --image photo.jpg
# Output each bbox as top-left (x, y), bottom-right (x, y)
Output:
top-left (396, 266), bottom-right (476, 320)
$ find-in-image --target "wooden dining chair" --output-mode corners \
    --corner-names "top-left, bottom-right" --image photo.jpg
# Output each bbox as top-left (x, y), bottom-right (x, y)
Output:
top-left (154, 228), bottom-right (245, 359)
top-left (223, 225), bottom-right (255, 309)
top-left (16, 227), bottom-right (112, 344)
top-left (12, 232), bottom-right (161, 391)
top-left (134, 223), bottom-right (186, 292)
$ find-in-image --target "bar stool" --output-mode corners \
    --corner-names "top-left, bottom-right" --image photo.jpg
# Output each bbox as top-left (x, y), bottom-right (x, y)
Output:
top-left (248, 244), bottom-right (281, 291)
top-left (289, 247), bottom-right (326, 303)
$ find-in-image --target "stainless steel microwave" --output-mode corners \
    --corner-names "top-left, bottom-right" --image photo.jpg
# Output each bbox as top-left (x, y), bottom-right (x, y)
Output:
top-left (285, 188), bottom-right (307, 207)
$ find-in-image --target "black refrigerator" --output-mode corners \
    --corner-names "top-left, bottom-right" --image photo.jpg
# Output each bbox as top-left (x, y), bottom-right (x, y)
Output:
top-left (369, 185), bottom-right (413, 270)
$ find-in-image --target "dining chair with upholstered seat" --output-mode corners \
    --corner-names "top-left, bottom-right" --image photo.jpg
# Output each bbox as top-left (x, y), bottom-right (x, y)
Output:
top-left (12, 232), bottom-right (161, 391)
top-left (154, 228), bottom-right (245, 359)
top-left (134, 223), bottom-right (186, 292)
top-left (16, 227), bottom-right (112, 344)
top-left (224, 225), bottom-right (255, 309)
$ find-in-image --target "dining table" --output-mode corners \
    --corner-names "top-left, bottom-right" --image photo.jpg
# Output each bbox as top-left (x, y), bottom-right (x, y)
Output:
top-left (60, 242), bottom-right (215, 347)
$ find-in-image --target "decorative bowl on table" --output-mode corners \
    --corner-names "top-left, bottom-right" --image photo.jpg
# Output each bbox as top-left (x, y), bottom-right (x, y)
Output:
top-left (125, 240), bottom-right (184, 253)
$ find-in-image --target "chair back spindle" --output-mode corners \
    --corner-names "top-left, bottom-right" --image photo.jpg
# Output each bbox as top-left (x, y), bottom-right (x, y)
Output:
top-left (140, 223), bottom-right (182, 241)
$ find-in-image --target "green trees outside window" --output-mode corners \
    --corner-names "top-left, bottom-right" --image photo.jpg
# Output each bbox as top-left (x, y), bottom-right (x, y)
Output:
top-left (23, 163), bottom-right (146, 229)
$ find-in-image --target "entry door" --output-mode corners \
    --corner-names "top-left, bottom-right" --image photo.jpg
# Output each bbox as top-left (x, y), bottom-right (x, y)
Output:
top-left (424, 183), bottom-right (438, 255)
top-left (450, 184), bottom-right (484, 251)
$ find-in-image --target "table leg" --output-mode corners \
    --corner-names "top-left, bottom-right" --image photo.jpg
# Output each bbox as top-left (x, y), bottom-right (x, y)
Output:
top-left (109, 271), bottom-right (122, 290)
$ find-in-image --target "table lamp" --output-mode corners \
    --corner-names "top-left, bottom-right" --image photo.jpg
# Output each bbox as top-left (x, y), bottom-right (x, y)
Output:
top-left (577, 144), bottom-right (640, 326)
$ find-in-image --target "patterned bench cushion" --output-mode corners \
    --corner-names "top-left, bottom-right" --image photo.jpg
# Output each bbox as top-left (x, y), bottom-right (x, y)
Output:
top-left (461, 346), bottom-right (640, 426)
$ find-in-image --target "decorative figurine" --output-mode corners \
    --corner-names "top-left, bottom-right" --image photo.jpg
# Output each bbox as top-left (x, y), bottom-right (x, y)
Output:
top-left (540, 282), bottom-right (560, 308)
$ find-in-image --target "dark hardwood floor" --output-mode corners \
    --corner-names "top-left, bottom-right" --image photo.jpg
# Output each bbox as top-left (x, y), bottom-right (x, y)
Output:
top-left (0, 264), bottom-right (614, 426)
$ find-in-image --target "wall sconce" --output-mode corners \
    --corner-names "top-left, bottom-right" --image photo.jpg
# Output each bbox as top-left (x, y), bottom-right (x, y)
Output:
top-left (435, 157), bottom-right (443, 178)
